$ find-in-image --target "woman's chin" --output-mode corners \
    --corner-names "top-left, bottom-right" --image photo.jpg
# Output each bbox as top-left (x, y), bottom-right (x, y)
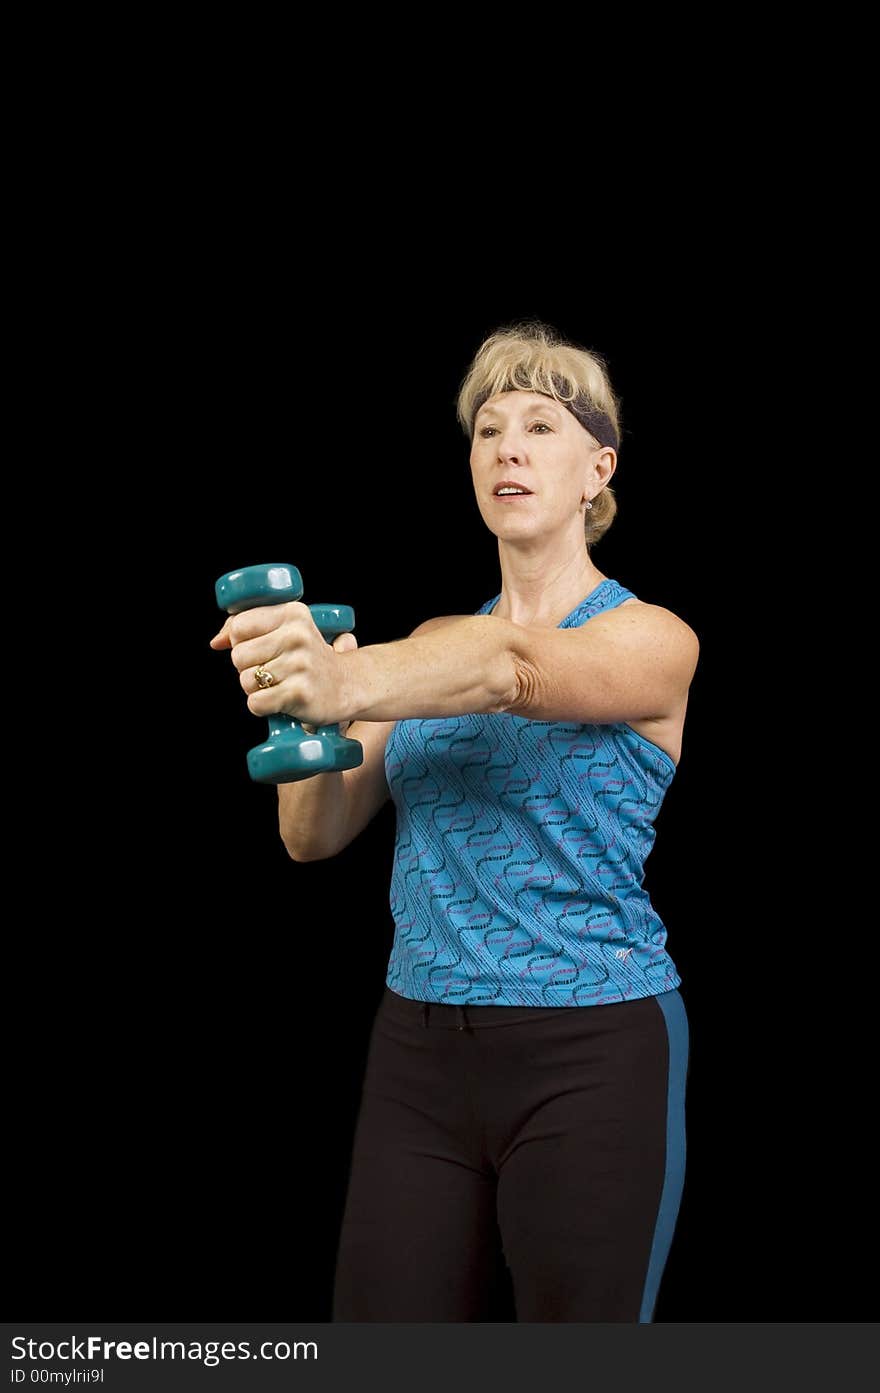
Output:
top-left (483, 512), bottom-right (537, 533)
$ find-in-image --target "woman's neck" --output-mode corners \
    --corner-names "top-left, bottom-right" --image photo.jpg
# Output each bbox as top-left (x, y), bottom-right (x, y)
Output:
top-left (491, 558), bottom-right (608, 627)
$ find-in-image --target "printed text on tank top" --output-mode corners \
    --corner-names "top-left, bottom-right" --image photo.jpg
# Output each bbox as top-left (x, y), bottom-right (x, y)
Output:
top-left (486, 593), bottom-right (685, 769)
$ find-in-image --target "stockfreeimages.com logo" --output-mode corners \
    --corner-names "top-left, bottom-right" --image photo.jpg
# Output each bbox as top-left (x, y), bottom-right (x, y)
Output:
top-left (10, 1334), bottom-right (318, 1370)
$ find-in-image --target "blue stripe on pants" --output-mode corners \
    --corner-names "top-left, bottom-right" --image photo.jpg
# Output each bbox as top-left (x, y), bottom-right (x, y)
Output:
top-left (639, 987), bottom-right (690, 1322)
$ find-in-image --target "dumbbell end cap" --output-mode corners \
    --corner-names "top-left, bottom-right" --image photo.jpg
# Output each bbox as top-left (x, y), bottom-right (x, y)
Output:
top-left (215, 563), bottom-right (304, 613)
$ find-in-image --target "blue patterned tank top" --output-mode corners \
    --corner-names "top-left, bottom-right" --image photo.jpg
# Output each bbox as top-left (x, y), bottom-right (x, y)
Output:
top-left (383, 577), bottom-right (681, 1006)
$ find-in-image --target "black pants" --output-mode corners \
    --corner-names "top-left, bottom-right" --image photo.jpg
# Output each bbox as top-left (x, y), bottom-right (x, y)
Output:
top-left (332, 984), bottom-right (690, 1322)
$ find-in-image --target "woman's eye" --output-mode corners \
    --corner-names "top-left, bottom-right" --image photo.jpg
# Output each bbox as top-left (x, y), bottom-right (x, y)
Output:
top-left (479, 422), bottom-right (550, 438)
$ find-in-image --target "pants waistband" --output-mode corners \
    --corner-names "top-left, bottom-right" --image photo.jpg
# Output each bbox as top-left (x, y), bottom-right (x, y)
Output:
top-left (380, 985), bottom-right (669, 1030)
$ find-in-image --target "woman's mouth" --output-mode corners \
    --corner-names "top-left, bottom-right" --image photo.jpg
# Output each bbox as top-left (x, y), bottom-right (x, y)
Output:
top-left (492, 484), bottom-right (534, 501)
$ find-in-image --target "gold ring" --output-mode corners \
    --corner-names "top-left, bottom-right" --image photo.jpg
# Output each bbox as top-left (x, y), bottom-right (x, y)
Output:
top-left (254, 666), bottom-right (276, 689)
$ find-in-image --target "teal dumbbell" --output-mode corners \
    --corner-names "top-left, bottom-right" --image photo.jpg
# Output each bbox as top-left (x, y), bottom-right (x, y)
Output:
top-left (214, 562), bottom-right (364, 783)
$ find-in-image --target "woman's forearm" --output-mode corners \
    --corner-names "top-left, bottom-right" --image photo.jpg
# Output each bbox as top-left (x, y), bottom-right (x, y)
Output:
top-left (277, 770), bottom-right (348, 861)
top-left (277, 718), bottom-right (351, 860)
top-left (343, 616), bottom-right (517, 723)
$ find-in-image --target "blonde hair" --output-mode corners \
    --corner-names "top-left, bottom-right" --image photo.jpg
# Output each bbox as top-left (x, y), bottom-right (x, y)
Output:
top-left (455, 317), bottom-right (621, 547)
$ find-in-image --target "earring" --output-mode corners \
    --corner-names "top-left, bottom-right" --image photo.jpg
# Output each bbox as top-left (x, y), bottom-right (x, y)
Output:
top-left (584, 499), bottom-right (593, 509)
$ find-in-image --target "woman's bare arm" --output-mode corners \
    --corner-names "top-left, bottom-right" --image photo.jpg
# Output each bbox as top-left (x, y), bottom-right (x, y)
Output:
top-left (278, 616), bottom-right (457, 861)
top-left (278, 716), bottom-right (395, 861)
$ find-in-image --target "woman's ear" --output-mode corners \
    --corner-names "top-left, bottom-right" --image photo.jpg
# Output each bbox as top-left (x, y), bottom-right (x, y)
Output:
top-left (596, 446), bottom-right (617, 485)
top-left (581, 446), bottom-right (616, 506)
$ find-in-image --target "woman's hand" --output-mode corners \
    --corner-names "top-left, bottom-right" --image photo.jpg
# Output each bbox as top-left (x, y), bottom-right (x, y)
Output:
top-left (209, 600), bottom-right (357, 728)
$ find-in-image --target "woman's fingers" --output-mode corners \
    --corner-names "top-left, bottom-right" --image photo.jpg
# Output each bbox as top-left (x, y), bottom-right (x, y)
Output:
top-left (240, 656), bottom-right (285, 694)
top-left (228, 624), bottom-right (356, 717)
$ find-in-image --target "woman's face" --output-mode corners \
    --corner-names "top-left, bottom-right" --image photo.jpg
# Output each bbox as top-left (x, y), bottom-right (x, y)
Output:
top-left (470, 390), bottom-right (614, 543)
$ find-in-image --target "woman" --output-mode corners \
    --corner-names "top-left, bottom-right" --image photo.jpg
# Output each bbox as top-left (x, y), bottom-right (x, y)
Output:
top-left (209, 319), bottom-right (700, 1321)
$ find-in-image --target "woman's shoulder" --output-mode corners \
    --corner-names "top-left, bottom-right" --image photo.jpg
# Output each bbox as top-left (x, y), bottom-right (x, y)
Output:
top-left (602, 594), bottom-right (700, 664)
top-left (611, 590), bottom-right (695, 640)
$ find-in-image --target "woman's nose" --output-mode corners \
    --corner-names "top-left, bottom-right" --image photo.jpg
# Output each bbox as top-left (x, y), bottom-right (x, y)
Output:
top-left (495, 433), bottom-right (524, 457)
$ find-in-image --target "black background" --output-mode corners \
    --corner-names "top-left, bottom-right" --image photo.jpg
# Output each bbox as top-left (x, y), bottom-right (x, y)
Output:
top-left (9, 274), bottom-right (854, 1323)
